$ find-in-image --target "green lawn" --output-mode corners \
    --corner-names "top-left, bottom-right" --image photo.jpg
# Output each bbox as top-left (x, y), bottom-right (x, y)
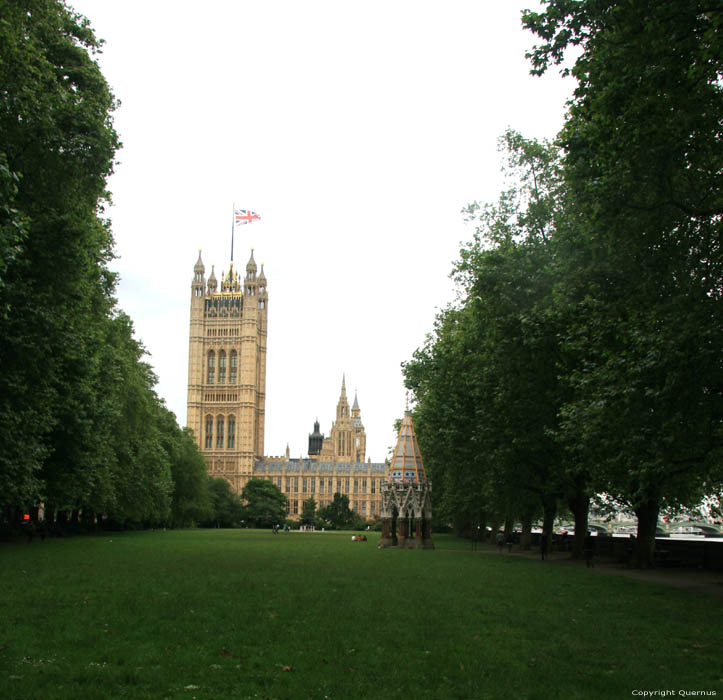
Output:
top-left (1, 530), bottom-right (720, 699)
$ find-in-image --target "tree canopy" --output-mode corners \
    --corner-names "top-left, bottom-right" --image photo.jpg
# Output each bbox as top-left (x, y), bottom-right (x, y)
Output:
top-left (240, 478), bottom-right (287, 529)
top-left (0, 0), bottom-right (213, 531)
top-left (405, 1), bottom-right (722, 567)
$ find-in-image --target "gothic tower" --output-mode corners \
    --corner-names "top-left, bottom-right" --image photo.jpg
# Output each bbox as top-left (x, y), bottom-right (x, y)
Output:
top-left (186, 250), bottom-right (268, 494)
top-left (315, 376), bottom-right (367, 462)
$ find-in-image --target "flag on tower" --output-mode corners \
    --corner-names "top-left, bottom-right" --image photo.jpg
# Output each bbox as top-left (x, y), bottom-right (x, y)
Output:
top-left (235, 209), bottom-right (261, 225)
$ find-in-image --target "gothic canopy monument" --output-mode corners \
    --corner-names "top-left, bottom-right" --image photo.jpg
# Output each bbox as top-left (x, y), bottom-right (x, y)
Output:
top-left (378, 408), bottom-right (433, 549)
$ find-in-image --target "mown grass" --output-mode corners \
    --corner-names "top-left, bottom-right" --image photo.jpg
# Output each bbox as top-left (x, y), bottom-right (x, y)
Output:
top-left (1, 530), bottom-right (721, 700)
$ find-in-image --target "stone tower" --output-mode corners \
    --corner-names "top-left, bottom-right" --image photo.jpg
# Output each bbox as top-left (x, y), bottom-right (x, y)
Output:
top-left (378, 407), bottom-right (433, 549)
top-left (186, 250), bottom-right (268, 494)
top-left (315, 376), bottom-right (367, 462)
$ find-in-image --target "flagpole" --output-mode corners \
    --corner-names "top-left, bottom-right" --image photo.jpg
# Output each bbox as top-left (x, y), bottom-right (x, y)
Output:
top-left (231, 202), bottom-right (235, 263)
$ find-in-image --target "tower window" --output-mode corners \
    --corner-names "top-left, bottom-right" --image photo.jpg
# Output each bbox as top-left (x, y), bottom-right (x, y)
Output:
top-left (227, 416), bottom-right (235, 449)
top-left (207, 351), bottom-right (215, 384)
top-left (216, 416), bottom-right (224, 449)
top-left (205, 416), bottom-right (213, 449)
top-left (230, 351), bottom-right (238, 383)
top-left (218, 351), bottom-right (226, 384)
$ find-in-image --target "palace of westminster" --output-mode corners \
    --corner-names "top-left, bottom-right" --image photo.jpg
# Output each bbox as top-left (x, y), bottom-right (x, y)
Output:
top-left (186, 249), bottom-right (388, 520)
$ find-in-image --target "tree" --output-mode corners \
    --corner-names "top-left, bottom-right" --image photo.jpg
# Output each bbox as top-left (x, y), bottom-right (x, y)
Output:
top-left (240, 478), bottom-right (287, 529)
top-left (202, 478), bottom-right (243, 528)
top-left (0, 0), bottom-right (119, 516)
top-left (405, 132), bottom-right (594, 553)
top-left (318, 493), bottom-right (355, 529)
top-left (523, 0), bottom-right (723, 566)
top-left (301, 498), bottom-right (317, 526)
top-left (159, 414), bottom-right (213, 528)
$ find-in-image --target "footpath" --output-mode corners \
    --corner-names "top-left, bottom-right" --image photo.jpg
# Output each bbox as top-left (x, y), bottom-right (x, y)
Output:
top-left (511, 545), bottom-right (723, 600)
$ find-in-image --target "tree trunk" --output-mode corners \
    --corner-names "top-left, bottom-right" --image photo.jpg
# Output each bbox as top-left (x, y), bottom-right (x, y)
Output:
top-left (520, 511), bottom-right (533, 550)
top-left (633, 497), bottom-right (659, 568)
top-left (569, 488), bottom-right (590, 560)
top-left (541, 494), bottom-right (557, 554)
top-left (489, 519), bottom-right (501, 543)
top-left (503, 518), bottom-right (513, 540)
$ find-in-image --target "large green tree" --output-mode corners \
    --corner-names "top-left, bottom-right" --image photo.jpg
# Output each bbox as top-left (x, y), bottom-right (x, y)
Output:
top-left (318, 493), bottom-right (355, 529)
top-left (0, 0), bottom-right (120, 515)
top-left (405, 132), bottom-right (594, 553)
top-left (241, 478), bottom-right (287, 529)
top-left (523, 0), bottom-right (723, 566)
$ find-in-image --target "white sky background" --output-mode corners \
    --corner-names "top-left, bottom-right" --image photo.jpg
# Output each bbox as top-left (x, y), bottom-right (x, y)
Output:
top-left (68, 0), bottom-right (574, 461)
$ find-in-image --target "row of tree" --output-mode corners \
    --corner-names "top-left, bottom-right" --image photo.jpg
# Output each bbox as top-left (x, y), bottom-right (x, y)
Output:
top-left (0, 0), bottom-right (230, 531)
top-left (404, 0), bottom-right (722, 567)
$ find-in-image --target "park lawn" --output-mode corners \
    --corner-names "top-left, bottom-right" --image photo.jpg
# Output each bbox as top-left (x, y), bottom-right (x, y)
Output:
top-left (1, 530), bottom-right (720, 700)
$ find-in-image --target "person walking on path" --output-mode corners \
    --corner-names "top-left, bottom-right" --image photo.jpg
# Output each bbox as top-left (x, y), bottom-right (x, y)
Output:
top-left (496, 531), bottom-right (505, 552)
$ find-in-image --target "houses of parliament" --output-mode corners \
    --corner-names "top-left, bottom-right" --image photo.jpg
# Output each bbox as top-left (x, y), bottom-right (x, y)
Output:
top-left (186, 250), bottom-right (386, 519)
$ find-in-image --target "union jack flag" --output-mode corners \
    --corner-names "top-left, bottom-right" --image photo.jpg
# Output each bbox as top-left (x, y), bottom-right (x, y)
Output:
top-left (234, 209), bottom-right (261, 225)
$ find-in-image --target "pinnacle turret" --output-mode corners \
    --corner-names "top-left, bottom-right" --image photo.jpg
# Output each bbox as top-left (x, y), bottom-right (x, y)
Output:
top-left (207, 265), bottom-right (217, 293)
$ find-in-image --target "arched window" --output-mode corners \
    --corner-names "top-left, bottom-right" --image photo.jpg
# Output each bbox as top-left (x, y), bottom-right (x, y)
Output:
top-left (216, 416), bottom-right (225, 449)
top-left (229, 351), bottom-right (238, 384)
top-left (227, 415), bottom-right (236, 449)
top-left (207, 351), bottom-right (215, 384)
top-left (205, 415), bottom-right (213, 449)
top-left (218, 350), bottom-right (226, 384)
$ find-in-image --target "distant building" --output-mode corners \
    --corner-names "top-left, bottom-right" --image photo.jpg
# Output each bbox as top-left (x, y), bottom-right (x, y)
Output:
top-left (254, 378), bottom-right (386, 519)
top-left (186, 251), bottom-right (383, 519)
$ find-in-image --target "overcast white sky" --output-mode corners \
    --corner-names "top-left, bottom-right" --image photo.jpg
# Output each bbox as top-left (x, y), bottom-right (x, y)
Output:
top-left (69, 0), bottom-right (574, 460)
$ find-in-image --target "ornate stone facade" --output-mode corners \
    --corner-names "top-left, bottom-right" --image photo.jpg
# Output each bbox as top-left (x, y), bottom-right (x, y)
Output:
top-left (253, 378), bottom-right (385, 519)
top-left (186, 250), bottom-right (267, 495)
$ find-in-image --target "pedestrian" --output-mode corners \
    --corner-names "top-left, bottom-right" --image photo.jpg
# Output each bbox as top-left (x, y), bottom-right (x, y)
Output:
top-left (540, 533), bottom-right (549, 561)
top-left (507, 533), bottom-right (513, 553)
top-left (584, 532), bottom-right (596, 568)
top-left (496, 531), bottom-right (505, 552)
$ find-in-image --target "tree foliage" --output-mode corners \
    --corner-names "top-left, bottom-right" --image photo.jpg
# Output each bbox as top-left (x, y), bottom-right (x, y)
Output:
top-left (406, 2), bottom-right (722, 567)
top-left (317, 493), bottom-right (355, 529)
top-left (0, 1), bottom-right (213, 531)
top-left (523, 0), bottom-right (723, 566)
top-left (240, 478), bottom-right (287, 529)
